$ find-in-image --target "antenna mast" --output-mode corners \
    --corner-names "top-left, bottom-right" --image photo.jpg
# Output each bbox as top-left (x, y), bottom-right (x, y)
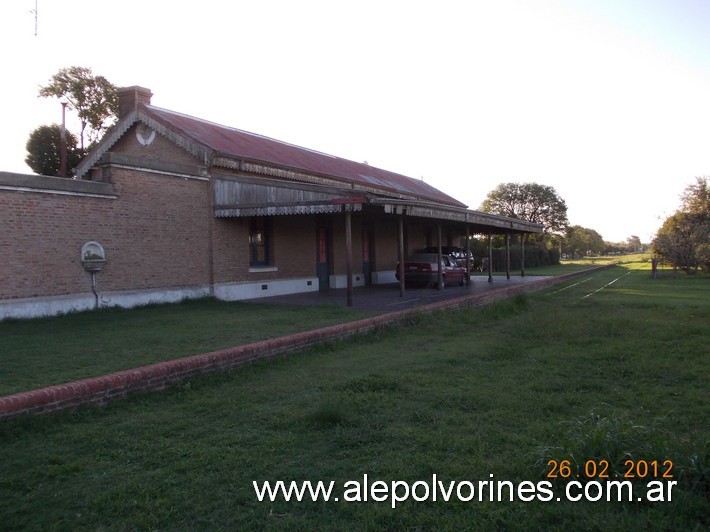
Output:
top-left (32, 0), bottom-right (38, 36)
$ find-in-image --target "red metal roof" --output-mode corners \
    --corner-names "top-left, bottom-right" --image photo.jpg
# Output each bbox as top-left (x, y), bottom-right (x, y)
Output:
top-left (142, 105), bottom-right (467, 208)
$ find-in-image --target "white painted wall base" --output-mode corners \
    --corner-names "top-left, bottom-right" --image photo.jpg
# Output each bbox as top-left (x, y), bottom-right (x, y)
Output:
top-left (371, 270), bottom-right (398, 284)
top-left (0, 293), bottom-right (96, 321)
top-left (329, 273), bottom-right (366, 289)
top-left (100, 286), bottom-right (210, 309)
top-left (0, 286), bottom-right (211, 321)
top-left (0, 273), bottom-right (394, 321)
top-left (214, 277), bottom-right (319, 301)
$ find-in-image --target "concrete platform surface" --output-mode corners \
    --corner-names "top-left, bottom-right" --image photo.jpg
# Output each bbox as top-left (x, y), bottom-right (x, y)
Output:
top-left (254, 275), bottom-right (552, 312)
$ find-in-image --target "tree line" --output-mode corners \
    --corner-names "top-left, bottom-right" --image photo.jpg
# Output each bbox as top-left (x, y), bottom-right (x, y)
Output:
top-left (477, 179), bottom-right (707, 273)
top-left (652, 177), bottom-right (709, 274)
top-left (476, 182), bottom-right (649, 263)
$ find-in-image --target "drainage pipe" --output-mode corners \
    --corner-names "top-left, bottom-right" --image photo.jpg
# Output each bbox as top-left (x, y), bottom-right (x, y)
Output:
top-left (91, 272), bottom-right (99, 310)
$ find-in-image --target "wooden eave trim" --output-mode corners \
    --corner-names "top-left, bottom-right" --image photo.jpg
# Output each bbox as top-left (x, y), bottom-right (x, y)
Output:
top-left (212, 157), bottom-right (426, 204)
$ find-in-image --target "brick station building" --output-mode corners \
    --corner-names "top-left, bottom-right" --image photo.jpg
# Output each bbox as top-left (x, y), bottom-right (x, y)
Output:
top-left (0, 86), bottom-right (541, 320)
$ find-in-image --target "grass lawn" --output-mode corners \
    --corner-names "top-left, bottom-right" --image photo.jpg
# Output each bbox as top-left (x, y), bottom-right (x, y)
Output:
top-left (0, 300), bottom-right (376, 396)
top-left (471, 252), bottom-right (652, 277)
top-left (0, 261), bottom-right (707, 530)
top-left (0, 256), bottom-right (625, 397)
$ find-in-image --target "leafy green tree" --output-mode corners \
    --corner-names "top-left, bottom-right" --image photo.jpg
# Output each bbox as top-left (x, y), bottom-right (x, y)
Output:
top-left (680, 176), bottom-right (710, 218)
top-left (604, 241), bottom-right (627, 255)
top-left (653, 177), bottom-right (710, 273)
top-left (480, 182), bottom-right (569, 235)
top-left (563, 225), bottom-right (605, 257)
top-left (627, 235), bottom-right (642, 253)
top-left (25, 124), bottom-right (84, 177)
top-left (38, 66), bottom-right (118, 150)
top-left (654, 213), bottom-right (699, 272)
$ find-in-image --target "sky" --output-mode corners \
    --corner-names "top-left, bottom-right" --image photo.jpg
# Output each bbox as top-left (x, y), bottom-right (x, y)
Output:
top-left (1, 0), bottom-right (709, 243)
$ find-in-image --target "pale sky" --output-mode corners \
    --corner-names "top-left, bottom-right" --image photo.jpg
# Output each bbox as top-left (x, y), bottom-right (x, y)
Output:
top-left (2, 0), bottom-right (709, 243)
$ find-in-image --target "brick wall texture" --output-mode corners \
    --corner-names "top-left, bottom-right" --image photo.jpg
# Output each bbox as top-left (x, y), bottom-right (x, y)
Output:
top-left (2, 122), bottom-right (476, 305)
top-left (0, 173), bottom-right (414, 303)
top-left (0, 168), bottom-right (211, 300)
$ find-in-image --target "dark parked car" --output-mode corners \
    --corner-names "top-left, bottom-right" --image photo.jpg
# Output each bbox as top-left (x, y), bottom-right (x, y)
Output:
top-left (395, 253), bottom-right (467, 288)
top-left (421, 246), bottom-right (473, 269)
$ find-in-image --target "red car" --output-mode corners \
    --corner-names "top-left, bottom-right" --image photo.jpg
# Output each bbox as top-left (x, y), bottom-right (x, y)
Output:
top-left (395, 253), bottom-right (467, 288)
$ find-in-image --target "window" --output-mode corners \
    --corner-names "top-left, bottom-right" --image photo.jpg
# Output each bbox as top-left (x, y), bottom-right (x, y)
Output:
top-left (249, 217), bottom-right (271, 266)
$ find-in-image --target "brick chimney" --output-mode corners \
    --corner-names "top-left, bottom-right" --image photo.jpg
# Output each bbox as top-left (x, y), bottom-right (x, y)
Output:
top-left (117, 86), bottom-right (153, 119)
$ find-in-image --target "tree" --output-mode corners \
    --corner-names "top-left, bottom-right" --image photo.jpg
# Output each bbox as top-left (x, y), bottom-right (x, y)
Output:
top-left (25, 125), bottom-right (84, 177)
top-left (25, 124), bottom-right (84, 177)
top-left (480, 182), bottom-right (569, 235)
top-left (680, 176), bottom-right (710, 218)
top-left (627, 235), bottom-right (642, 253)
top-left (603, 241), bottom-right (627, 255)
top-left (38, 66), bottom-right (118, 150)
top-left (653, 177), bottom-right (710, 273)
top-left (563, 225), bottom-right (605, 257)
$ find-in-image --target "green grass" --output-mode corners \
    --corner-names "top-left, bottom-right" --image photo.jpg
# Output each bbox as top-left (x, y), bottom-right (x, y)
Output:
top-left (0, 262), bottom-right (708, 530)
top-left (0, 299), bottom-right (375, 396)
top-left (561, 252), bottom-right (650, 266)
top-left (471, 252), bottom-right (650, 277)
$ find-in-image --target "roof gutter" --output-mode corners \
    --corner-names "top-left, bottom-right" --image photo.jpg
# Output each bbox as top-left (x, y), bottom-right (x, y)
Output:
top-left (369, 197), bottom-right (543, 233)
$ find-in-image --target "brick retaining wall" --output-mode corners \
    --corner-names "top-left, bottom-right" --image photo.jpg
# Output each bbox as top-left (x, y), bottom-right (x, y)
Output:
top-left (0, 266), bottom-right (612, 420)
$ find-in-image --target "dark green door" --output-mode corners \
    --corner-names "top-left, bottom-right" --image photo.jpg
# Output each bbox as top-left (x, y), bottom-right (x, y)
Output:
top-left (316, 226), bottom-right (330, 291)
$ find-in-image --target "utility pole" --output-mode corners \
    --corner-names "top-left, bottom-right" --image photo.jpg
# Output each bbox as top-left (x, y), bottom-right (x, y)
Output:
top-left (59, 101), bottom-right (68, 178)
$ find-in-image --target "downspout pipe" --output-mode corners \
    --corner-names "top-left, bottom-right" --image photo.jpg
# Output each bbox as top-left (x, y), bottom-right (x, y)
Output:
top-left (91, 272), bottom-right (99, 310)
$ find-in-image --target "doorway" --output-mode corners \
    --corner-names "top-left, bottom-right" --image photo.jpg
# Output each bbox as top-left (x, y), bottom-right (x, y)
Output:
top-left (362, 228), bottom-right (374, 285)
top-left (316, 225), bottom-right (330, 291)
